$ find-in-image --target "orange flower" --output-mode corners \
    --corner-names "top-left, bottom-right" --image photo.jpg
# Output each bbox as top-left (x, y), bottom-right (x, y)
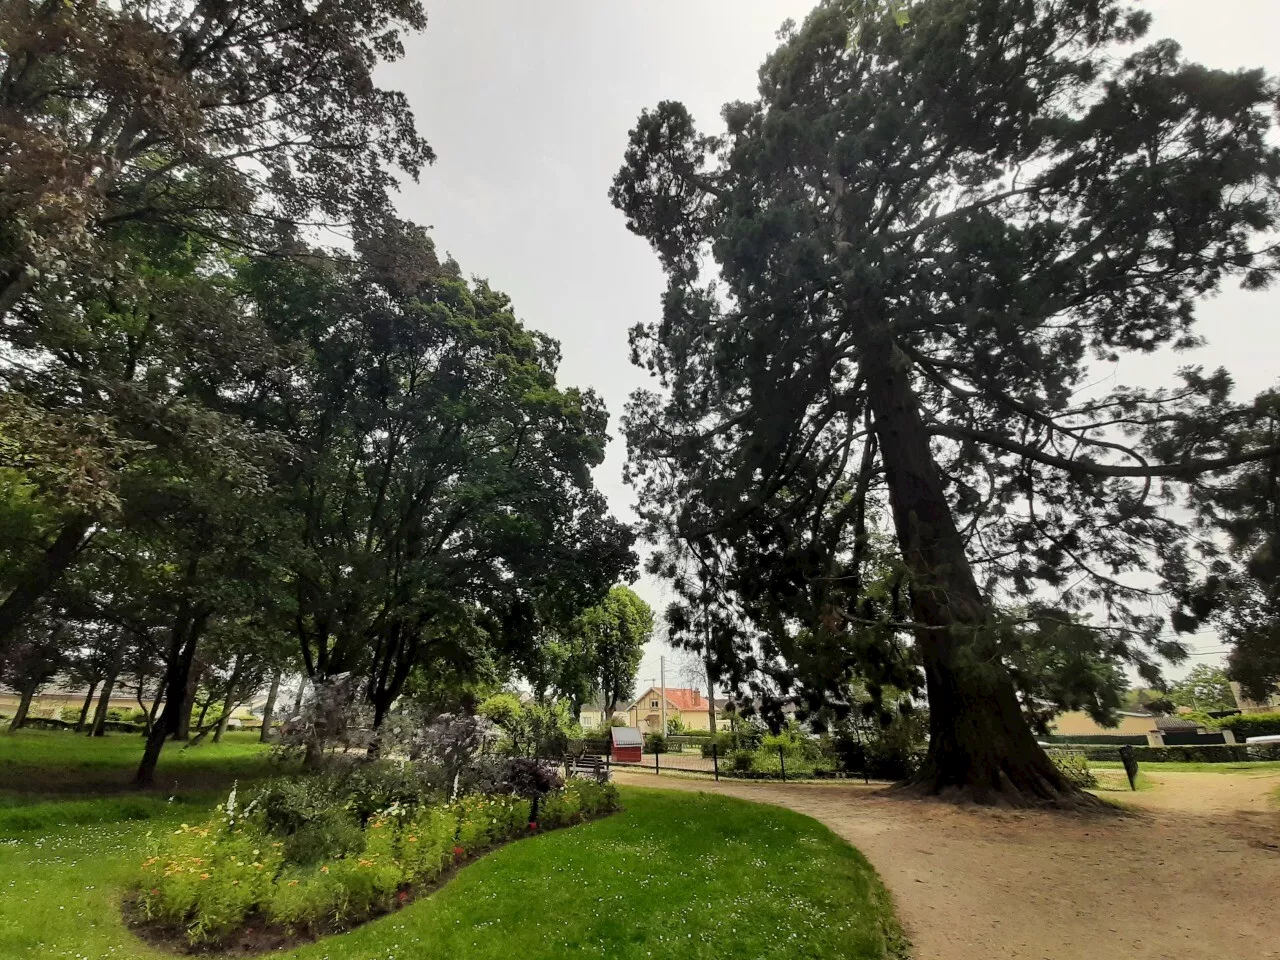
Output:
top-left (287, 880), bottom-right (300, 887)
top-left (320, 865), bottom-right (329, 874)
top-left (200, 873), bottom-right (210, 880)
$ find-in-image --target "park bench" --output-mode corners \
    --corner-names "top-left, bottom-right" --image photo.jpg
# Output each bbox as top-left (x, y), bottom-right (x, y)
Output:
top-left (564, 751), bottom-right (611, 782)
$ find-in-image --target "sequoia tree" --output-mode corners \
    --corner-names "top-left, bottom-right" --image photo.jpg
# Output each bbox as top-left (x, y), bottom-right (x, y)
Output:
top-left (613, 0), bottom-right (1280, 804)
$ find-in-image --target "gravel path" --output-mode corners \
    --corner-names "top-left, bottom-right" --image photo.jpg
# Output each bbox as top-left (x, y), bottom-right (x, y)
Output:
top-left (614, 769), bottom-right (1280, 960)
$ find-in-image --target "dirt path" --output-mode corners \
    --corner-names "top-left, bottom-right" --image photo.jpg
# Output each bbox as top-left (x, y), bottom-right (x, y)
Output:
top-left (614, 769), bottom-right (1280, 960)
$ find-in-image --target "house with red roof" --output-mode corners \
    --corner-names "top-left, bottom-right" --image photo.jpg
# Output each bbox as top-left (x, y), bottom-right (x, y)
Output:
top-left (624, 686), bottom-right (727, 733)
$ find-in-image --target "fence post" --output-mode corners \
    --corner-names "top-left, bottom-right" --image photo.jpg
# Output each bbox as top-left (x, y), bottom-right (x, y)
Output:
top-left (654, 745), bottom-right (660, 775)
top-left (712, 743), bottom-right (719, 781)
top-left (779, 746), bottom-right (786, 783)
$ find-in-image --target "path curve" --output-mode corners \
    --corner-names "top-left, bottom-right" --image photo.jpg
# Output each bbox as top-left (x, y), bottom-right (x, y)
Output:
top-left (614, 769), bottom-right (1280, 960)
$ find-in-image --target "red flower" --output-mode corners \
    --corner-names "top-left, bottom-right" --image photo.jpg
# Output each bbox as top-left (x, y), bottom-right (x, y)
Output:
top-left (398, 890), bottom-right (409, 903)
top-left (150, 888), bottom-right (160, 897)
top-left (528, 821), bottom-right (538, 831)
top-left (452, 846), bottom-right (465, 859)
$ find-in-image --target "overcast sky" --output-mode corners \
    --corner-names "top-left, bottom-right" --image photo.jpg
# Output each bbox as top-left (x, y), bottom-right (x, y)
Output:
top-left (380, 1), bottom-right (1280, 689)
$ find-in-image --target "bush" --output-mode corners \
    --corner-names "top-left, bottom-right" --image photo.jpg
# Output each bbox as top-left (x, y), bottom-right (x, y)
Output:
top-left (137, 771), bottom-right (620, 945)
top-left (60, 705), bottom-right (83, 723)
top-left (643, 732), bottom-right (667, 754)
top-left (1041, 733), bottom-right (1148, 745)
top-left (1047, 749), bottom-right (1096, 788)
top-left (1217, 712), bottom-right (1280, 740)
top-left (728, 750), bottom-right (755, 772)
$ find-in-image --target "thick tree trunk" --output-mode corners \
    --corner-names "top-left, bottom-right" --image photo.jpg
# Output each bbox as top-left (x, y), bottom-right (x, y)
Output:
top-left (862, 342), bottom-right (1086, 807)
top-left (134, 611), bottom-right (208, 786)
top-left (8, 683), bottom-right (36, 731)
top-left (75, 680), bottom-right (99, 732)
top-left (0, 514), bottom-right (93, 647)
top-left (260, 671), bottom-right (281, 743)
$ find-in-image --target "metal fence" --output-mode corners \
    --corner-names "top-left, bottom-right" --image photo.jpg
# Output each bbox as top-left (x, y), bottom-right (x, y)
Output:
top-left (571, 744), bottom-right (848, 783)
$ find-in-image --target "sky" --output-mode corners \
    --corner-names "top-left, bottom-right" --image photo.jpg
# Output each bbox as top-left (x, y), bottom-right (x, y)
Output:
top-left (380, 1), bottom-right (1280, 691)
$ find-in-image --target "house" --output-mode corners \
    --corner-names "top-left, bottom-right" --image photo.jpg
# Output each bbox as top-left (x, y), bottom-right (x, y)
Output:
top-left (1048, 710), bottom-right (1157, 738)
top-left (579, 702), bottom-right (630, 729)
top-left (1230, 681), bottom-right (1280, 714)
top-left (624, 686), bottom-right (728, 733)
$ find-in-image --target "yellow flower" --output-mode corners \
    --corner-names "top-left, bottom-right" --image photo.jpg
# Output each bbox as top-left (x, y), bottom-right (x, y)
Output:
top-left (320, 865), bottom-right (329, 874)
top-left (407, 836), bottom-right (418, 843)
top-left (288, 880), bottom-right (299, 887)
top-left (200, 873), bottom-right (210, 880)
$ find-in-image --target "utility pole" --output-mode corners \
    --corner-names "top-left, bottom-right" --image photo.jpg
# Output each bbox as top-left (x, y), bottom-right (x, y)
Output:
top-left (659, 655), bottom-right (667, 735)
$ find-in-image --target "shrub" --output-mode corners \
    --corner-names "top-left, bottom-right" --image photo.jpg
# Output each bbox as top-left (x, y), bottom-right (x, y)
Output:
top-left (644, 732), bottom-right (667, 754)
top-left (728, 750), bottom-right (755, 772)
top-left (1047, 749), bottom-right (1096, 788)
top-left (1078, 744), bottom-right (1256, 763)
top-left (1217, 712), bottom-right (1280, 740)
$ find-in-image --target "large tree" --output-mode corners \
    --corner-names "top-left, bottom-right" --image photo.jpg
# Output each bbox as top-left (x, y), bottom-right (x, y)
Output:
top-left (247, 227), bottom-right (635, 733)
top-left (613, 0), bottom-right (1280, 804)
top-left (0, 0), bottom-right (433, 644)
top-left (570, 585), bottom-right (654, 717)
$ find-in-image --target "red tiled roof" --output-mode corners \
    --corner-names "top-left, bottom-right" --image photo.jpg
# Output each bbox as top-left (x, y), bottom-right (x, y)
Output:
top-left (633, 687), bottom-right (714, 712)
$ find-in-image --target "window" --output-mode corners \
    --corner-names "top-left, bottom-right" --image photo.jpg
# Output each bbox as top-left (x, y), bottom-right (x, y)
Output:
top-left (650, 699), bottom-right (659, 708)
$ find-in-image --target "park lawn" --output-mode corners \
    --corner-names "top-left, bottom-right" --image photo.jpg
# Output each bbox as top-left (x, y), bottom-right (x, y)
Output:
top-left (0, 735), bottom-right (904, 960)
top-left (0, 728), bottom-right (282, 795)
top-left (1091, 759), bottom-right (1280, 775)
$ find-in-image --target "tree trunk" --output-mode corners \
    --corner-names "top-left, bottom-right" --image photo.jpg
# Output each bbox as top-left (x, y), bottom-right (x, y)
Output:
top-left (260, 671), bottom-right (281, 743)
top-left (90, 667), bottom-right (119, 737)
top-left (75, 680), bottom-right (99, 732)
top-left (174, 661), bottom-right (201, 741)
top-left (214, 655), bottom-right (245, 744)
top-left (134, 610), bottom-right (208, 786)
top-left (0, 514), bottom-right (93, 648)
top-left (8, 683), bottom-right (36, 731)
top-left (291, 677), bottom-right (306, 715)
top-left (861, 341), bottom-right (1086, 807)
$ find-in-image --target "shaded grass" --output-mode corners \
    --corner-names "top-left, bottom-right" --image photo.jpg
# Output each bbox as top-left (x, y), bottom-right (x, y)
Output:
top-left (0, 783), bottom-right (904, 960)
top-left (1090, 769), bottom-right (1154, 793)
top-left (0, 729), bottom-right (283, 796)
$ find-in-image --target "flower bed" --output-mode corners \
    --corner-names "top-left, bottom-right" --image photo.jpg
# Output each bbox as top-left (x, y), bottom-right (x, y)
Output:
top-left (129, 773), bottom-right (619, 951)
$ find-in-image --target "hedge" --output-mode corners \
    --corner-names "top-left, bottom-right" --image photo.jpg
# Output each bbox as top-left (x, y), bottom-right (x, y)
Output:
top-left (1216, 712), bottom-right (1280, 740)
top-left (1078, 743), bottom-right (1280, 763)
top-left (1043, 733), bottom-right (1148, 746)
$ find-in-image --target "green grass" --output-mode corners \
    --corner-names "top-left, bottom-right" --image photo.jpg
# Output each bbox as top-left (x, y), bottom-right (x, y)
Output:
top-left (0, 734), bottom-right (904, 960)
top-left (0, 728), bottom-right (282, 795)
top-left (1091, 759), bottom-right (1280, 775)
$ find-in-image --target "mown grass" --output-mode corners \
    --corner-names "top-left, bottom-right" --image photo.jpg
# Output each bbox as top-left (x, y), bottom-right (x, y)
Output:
top-left (0, 728), bottom-right (283, 795)
top-left (0, 733), bottom-right (905, 960)
top-left (1091, 759), bottom-right (1280, 775)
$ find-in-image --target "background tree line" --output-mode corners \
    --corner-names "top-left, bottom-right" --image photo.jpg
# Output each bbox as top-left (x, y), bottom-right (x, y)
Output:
top-left (0, 1), bottom-right (635, 782)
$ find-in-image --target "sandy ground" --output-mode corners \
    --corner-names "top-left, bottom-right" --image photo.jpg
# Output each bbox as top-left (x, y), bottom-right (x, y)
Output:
top-left (614, 768), bottom-right (1280, 960)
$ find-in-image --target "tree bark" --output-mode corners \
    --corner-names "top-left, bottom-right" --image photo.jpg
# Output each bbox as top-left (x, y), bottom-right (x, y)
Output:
top-left (0, 514), bottom-right (93, 647)
top-left (90, 650), bottom-right (120, 742)
top-left (861, 341), bottom-right (1087, 807)
top-left (213, 653), bottom-right (245, 744)
top-left (134, 609), bottom-right (209, 786)
top-left (8, 683), bottom-right (36, 731)
top-left (260, 670), bottom-right (281, 743)
top-left (291, 677), bottom-right (306, 715)
top-left (75, 680), bottom-right (99, 732)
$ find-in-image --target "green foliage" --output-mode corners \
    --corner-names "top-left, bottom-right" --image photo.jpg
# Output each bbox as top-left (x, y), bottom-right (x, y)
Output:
top-left (479, 695), bottom-right (581, 758)
top-left (643, 732), bottom-right (667, 754)
top-left (136, 775), bottom-right (621, 945)
top-left (1217, 712), bottom-right (1280, 739)
top-left (1046, 750), bottom-right (1097, 789)
top-left (1169, 665), bottom-right (1237, 712)
top-left (666, 715), bottom-right (688, 736)
top-left (1077, 744), bottom-right (1280, 763)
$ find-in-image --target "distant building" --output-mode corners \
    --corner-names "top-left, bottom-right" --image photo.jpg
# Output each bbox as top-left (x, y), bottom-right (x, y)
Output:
top-left (623, 686), bottom-right (728, 733)
top-left (1048, 710), bottom-right (1156, 738)
top-left (1230, 681), bottom-right (1280, 714)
